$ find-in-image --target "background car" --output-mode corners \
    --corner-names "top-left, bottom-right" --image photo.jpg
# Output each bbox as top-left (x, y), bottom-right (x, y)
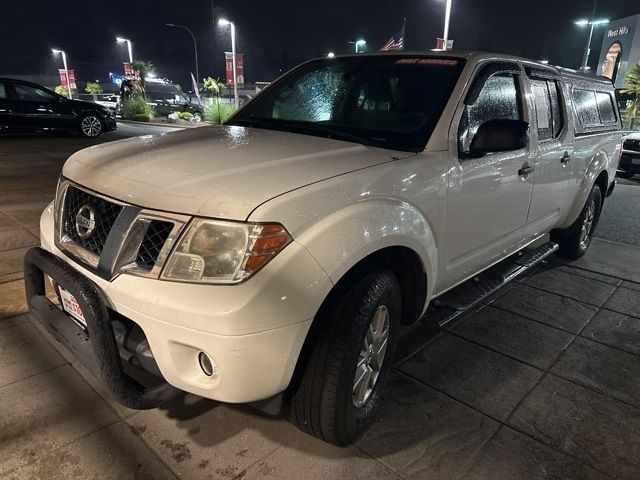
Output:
top-left (145, 83), bottom-right (203, 119)
top-left (94, 94), bottom-right (121, 115)
top-left (0, 78), bottom-right (117, 137)
top-left (619, 132), bottom-right (640, 179)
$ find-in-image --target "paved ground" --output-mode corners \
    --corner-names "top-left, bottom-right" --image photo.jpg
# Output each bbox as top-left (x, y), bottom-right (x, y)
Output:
top-left (1, 126), bottom-right (640, 479)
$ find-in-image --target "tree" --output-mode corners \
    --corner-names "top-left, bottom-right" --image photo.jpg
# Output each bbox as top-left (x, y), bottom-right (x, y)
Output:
top-left (85, 82), bottom-right (103, 101)
top-left (621, 64), bottom-right (640, 130)
top-left (54, 85), bottom-right (69, 97)
top-left (203, 77), bottom-right (228, 124)
top-left (131, 60), bottom-right (155, 97)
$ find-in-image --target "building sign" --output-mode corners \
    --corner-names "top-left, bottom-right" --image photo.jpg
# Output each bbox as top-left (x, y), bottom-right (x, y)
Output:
top-left (123, 62), bottom-right (133, 76)
top-left (598, 14), bottom-right (640, 89)
top-left (225, 52), bottom-right (245, 86)
top-left (607, 26), bottom-right (630, 38)
top-left (58, 69), bottom-right (77, 90)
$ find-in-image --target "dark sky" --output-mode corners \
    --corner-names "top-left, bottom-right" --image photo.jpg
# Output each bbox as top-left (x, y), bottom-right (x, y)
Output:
top-left (0, 0), bottom-right (638, 89)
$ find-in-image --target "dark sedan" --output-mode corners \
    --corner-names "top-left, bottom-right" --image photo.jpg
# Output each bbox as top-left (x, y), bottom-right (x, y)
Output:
top-left (0, 78), bottom-right (117, 137)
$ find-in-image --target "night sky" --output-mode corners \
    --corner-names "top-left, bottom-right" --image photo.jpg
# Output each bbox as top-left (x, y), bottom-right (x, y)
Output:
top-left (1, 0), bottom-right (638, 89)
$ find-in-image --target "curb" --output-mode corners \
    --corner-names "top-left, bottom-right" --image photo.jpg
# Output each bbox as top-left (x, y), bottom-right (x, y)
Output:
top-left (116, 119), bottom-right (203, 129)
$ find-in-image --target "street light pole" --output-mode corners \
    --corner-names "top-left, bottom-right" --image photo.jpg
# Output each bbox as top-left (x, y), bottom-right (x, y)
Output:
top-left (219, 19), bottom-right (239, 110)
top-left (51, 49), bottom-right (72, 99)
top-left (166, 23), bottom-right (200, 84)
top-left (350, 39), bottom-right (366, 53)
top-left (443, 0), bottom-right (453, 51)
top-left (575, 19), bottom-right (609, 71)
top-left (116, 37), bottom-right (134, 63)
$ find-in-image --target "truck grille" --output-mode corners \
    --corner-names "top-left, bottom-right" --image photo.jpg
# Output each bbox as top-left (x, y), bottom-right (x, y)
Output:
top-left (62, 186), bottom-right (123, 256)
top-left (56, 181), bottom-right (187, 279)
top-left (624, 139), bottom-right (640, 152)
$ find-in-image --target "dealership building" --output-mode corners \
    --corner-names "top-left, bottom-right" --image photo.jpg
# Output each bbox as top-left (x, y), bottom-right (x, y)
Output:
top-left (598, 14), bottom-right (640, 89)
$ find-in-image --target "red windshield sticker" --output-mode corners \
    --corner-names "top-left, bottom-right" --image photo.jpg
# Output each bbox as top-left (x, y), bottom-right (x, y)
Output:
top-left (396, 58), bottom-right (459, 66)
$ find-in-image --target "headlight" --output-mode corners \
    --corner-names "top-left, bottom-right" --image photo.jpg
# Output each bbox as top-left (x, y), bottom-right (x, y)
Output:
top-left (161, 219), bottom-right (292, 284)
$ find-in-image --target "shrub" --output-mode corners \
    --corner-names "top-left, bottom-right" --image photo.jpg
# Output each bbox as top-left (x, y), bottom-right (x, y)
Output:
top-left (85, 82), bottom-right (103, 101)
top-left (122, 96), bottom-right (155, 121)
top-left (55, 85), bottom-right (69, 97)
top-left (177, 111), bottom-right (194, 121)
top-left (133, 114), bottom-right (152, 122)
top-left (204, 99), bottom-right (236, 124)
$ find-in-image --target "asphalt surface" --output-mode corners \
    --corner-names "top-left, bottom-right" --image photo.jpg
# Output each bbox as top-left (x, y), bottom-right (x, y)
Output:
top-left (596, 177), bottom-right (640, 247)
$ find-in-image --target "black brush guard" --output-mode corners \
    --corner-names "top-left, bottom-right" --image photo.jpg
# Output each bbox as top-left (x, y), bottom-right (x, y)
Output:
top-left (24, 247), bottom-right (182, 409)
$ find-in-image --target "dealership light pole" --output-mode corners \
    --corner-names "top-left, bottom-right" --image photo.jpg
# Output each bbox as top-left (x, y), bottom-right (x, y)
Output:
top-left (166, 23), bottom-right (200, 84)
top-left (442, 0), bottom-right (453, 51)
top-left (116, 36), bottom-right (134, 64)
top-left (575, 19), bottom-right (609, 71)
top-left (218, 19), bottom-right (239, 110)
top-left (349, 39), bottom-right (367, 53)
top-left (51, 49), bottom-right (72, 99)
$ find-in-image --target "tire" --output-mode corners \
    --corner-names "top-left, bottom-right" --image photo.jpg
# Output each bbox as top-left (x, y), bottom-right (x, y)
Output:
top-left (552, 183), bottom-right (603, 259)
top-left (79, 113), bottom-right (104, 138)
top-left (289, 269), bottom-right (401, 445)
top-left (617, 171), bottom-right (635, 179)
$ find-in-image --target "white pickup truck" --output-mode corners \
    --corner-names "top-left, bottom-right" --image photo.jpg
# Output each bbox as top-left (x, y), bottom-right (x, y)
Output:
top-left (25, 52), bottom-right (623, 445)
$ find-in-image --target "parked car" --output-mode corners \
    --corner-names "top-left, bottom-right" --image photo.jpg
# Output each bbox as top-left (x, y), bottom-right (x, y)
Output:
top-left (24, 52), bottom-right (623, 446)
top-left (145, 83), bottom-right (203, 119)
top-left (94, 94), bottom-right (121, 115)
top-left (619, 132), bottom-right (640, 179)
top-left (0, 78), bottom-right (117, 137)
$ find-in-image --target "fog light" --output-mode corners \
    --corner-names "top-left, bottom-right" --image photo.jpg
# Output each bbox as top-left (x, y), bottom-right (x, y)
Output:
top-left (198, 351), bottom-right (217, 378)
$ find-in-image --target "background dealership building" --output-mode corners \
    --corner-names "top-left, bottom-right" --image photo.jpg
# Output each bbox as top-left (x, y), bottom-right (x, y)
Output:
top-left (598, 14), bottom-right (640, 89)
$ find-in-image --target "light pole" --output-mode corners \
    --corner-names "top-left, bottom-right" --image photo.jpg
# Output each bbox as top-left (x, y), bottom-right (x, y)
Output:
top-left (575, 19), bottom-right (609, 71)
top-left (349, 39), bottom-right (366, 53)
top-left (442, 0), bottom-right (453, 51)
top-left (116, 36), bottom-right (134, 64)
top-left (51, 49), bottom-right (72, 99)
top-left (166, 23), bottom-right (200, 84)
top-left (218, 19), bottom-right (239, 110)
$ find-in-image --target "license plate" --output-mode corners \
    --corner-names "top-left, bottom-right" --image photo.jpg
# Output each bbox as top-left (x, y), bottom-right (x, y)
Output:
top-left (59, 287), bottom-right (87, 328)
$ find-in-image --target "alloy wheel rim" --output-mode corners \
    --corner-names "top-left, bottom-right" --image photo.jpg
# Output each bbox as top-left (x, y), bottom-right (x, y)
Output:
top-left (81, 116), bottom-right (102, 137)
top-left (353, 305), bottom-right (390, 408)
top-left (579, 199), bottom-right (596, 250)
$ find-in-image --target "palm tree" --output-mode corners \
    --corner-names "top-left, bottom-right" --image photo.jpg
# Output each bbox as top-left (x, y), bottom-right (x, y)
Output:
top-left (85, 82), bottom-right (103, 101)
top-left (621, 64), bottom-right (640, 130)
top-left (203, 77), bottom-right (228, 124)
top-left (131, 60), bottom-right (155, 97)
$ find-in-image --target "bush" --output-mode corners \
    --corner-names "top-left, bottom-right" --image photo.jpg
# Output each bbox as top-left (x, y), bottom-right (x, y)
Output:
top-left (133, 114), bottom-right (152, 122)
top-left (204, 99), bottom-right (236, 124)
top-left (177, 111), bottom-right (194, 121)
top-left (122, 96), bottom-right (155, 121)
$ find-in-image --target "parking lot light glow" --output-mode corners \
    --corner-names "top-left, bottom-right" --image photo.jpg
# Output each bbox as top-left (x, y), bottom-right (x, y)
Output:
top-left (116, 36), bottom-right (134, 64)
top-left (575, 18), bottom-right (610, 71)
top-left (327, 52), bottom-right (336, 58)
top-left (51, 48), bottom-right (72, 99)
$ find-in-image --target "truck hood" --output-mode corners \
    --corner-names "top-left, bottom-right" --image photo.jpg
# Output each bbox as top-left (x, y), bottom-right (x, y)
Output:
top-left (63, 125), bottom-right (396, 220)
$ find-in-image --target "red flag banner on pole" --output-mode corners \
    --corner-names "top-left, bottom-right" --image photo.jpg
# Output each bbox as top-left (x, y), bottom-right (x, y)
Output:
top-left (58, 69), bottom-right (68, 88)
top-left (225, 53), bottom-right (234, 85)
top-left (225, 52), bottom-right (245, 86)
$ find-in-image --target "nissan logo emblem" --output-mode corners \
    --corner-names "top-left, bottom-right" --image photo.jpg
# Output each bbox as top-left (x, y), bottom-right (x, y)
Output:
top-left (75, 205), bottom-right (96, 239)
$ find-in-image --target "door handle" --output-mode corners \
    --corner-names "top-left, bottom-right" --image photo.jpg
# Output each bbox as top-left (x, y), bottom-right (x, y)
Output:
top-left (561, 151), bottom-right (572, 164)
top-left (518, 164), bottom-right (534, 176)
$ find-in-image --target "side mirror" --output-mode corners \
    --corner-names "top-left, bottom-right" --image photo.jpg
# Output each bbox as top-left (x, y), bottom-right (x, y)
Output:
top-left (469, 119), bottom-right (529, 156)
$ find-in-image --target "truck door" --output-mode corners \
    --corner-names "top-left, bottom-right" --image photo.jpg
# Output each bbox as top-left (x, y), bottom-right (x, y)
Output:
top-left (443, 62), bottom-right (535, 290)
top-left (523, 69), bottom-right (576, 237)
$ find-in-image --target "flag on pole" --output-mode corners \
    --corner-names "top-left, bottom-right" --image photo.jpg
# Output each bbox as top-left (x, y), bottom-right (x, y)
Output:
top-left (380, 20), bottom-right (406, 51)
top-left (191, 72), bottom-right (202, 106)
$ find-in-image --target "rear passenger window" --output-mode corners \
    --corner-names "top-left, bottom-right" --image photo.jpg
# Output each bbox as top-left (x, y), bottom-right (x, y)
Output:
top-left (530, 79), bottom-right (564, 142)
top-left (596, 92), bottom-right (616, 124)
top-left (459, 74), bottom-right (522, 153)
top-left (573, 89), bottom-right (600, 127)
top-left (0, 83), bottom-right (6, 99)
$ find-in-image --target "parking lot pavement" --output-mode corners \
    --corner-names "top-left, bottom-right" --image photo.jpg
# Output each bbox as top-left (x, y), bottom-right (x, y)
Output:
top-left (1, 130), bottom-right (640, 479)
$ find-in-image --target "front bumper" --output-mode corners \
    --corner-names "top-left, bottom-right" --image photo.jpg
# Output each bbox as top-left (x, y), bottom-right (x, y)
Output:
top-left (33, 203), bottom-right (333, 405)
top-left (620, 151), bottom-right (640, 174)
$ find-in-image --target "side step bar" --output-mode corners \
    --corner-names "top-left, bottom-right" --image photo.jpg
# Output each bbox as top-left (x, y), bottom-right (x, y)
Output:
top-left (424, 241), bottom-right (559, 329)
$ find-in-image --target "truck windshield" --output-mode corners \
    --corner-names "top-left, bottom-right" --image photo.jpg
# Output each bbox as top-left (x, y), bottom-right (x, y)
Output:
top-left (228, 56), bottom-right (466, 152)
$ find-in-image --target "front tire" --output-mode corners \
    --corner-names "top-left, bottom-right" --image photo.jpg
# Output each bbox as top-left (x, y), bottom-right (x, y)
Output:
top-left (289, 269), bottom-right (401, 445)
top-left (79, 113), bottom-right (104, 138)
top-left (552, 183), bottom-right (602, 259)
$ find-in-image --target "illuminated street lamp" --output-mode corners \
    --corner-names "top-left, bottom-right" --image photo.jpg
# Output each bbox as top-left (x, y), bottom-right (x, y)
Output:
top-left (575, 18), bottom-right (609, 71)
top-left (116, 36), bottom-right (134, 64)
top-left (442, 0), bottom-right (453, 51)
top-left (327, 52), bottom-right (336, 58)
top-left (218, 18), bottom-right (239, 110)
top-left (51, 49), bottom-right (72, 99)
top-left (349, 39), bottom-right (367, 53)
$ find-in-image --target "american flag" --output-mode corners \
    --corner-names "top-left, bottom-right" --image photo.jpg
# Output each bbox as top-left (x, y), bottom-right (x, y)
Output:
top-left (380, 23), bottom-right (406, 51)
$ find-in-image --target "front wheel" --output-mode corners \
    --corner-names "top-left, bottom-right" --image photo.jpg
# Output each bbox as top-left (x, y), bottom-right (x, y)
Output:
top-left (552, 183), bottom-right (602, 259)
top-left (289, 269), bottom-right (401, 445)
top-left (79, 113), bottom-right (104, 138)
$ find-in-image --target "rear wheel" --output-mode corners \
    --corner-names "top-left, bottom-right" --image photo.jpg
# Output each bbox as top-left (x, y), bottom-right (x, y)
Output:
top-left (552, 183), bottom-right (602, 259)
top-left (289, 269), bottom-right (401, 445)
top-left (79, 113), bottom-right (103, 138)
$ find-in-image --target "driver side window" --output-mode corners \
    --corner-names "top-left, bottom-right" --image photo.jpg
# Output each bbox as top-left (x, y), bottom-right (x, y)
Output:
top-left (459, 72), bottom-right (523, 154)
